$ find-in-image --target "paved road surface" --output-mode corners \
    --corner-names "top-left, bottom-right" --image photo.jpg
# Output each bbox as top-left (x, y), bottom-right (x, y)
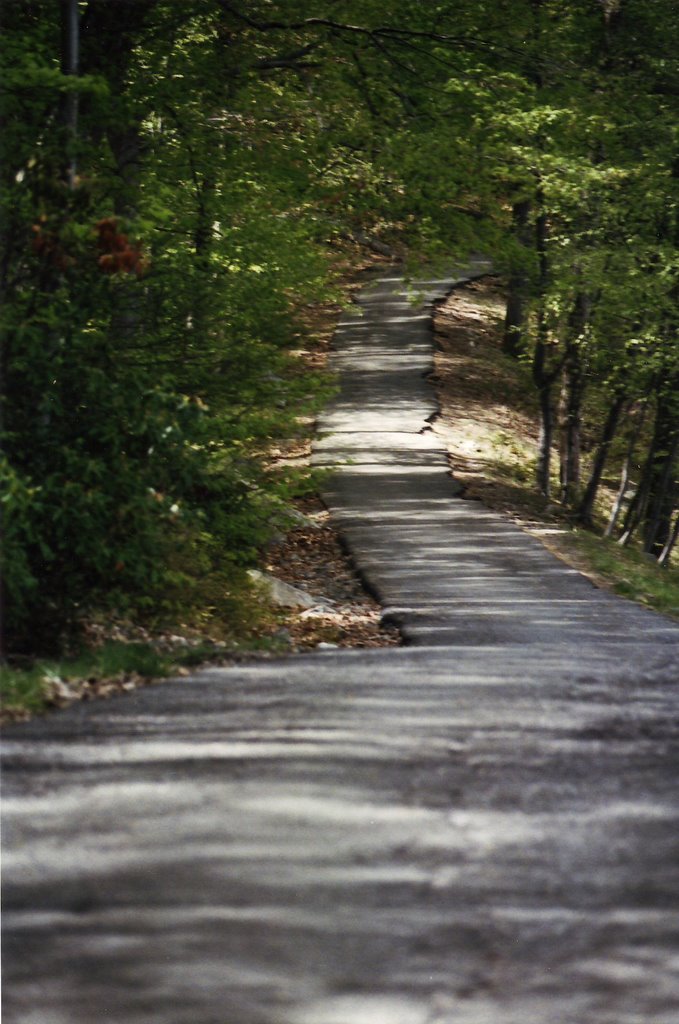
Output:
top-left (3, 268), bottom-right (679, 1024)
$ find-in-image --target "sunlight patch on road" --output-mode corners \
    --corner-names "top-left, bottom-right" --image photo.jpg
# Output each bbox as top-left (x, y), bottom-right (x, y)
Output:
top-left (288, 994), bottom-right (431, 1024)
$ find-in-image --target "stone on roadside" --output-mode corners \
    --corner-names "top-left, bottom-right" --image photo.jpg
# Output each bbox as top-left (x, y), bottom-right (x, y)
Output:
top-left (247, 569), bottom-right (328, 609)
top-left (299, 604), bottom-right (337, 618)
top-left (284, 508), bottom-right (323, 530)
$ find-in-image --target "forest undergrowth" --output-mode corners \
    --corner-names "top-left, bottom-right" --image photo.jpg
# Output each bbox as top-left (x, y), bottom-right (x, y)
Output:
top-left (0, 257), bottom-right (399, 724)
top-left (433, 278), bottom-right (679, 618)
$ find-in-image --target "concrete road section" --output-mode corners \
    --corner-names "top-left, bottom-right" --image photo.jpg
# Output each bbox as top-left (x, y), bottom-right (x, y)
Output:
top-left (3, 268), bottom-right (679, 1024)
top-left (314, 268), bottom-right (679, 650)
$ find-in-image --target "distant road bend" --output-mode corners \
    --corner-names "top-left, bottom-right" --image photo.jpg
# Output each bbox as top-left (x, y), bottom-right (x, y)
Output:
top-left (3, 266), bottom-right (679, 1024)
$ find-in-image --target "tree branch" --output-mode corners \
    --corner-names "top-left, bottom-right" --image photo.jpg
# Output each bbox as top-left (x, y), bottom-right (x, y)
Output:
top-left (253, 43), bottom-right (322, 72)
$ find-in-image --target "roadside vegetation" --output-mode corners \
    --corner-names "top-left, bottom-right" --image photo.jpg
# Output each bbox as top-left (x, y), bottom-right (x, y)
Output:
top-left (434, 280), bottom-right (679, 620)
top-left (0, 638), bottom-right (251, 722)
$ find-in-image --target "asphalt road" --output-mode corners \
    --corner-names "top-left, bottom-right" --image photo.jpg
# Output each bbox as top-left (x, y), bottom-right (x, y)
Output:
top-left (3, 268), bottom-right (679, 1024)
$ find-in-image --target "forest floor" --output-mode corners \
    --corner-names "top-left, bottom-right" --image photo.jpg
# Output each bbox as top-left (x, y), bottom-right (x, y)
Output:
top-left (259, 493), bottom-right (401, 651)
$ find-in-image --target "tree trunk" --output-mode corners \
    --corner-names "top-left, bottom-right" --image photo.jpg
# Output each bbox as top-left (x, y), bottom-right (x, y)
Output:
top-left (107, 127), bottom-right (145, 348)
top-left (605, 401), bottom-right (647, 537)
top-left (502, 199), bottom-right (531, 358)
top-left (618, 452), bottom-right (652, 546)
top-left (531, 200), bottom-right (556, 497)
top-left (618, 391), bottom-right (675, 548)
top-left (190, 168), bottom-right (217, 349)
top-left (536, 384), bottom-right (553, 497)
top-left (642, 422), bottom-right (679, 557)
top-left (60, 0), bottom-right (79, 189)
top-left (606, 457), bottom-right (631, 538)
top-left (558, 291), bottom-right (590, 504)
top-left (658, 512), bottom-right (679, 567)
top-left (578, 393), bottom-right (626, 527)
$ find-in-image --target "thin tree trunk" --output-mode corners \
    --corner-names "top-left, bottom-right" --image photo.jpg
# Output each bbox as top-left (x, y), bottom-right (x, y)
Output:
top-left (606, 458), bottom-right (631, 538)
top-left (536, 383), bottom-right (553, 497)
top-left (559, 291), bottom-right (589, 504)
top-left (104, 127), bottom-right (146, 352)
top-left (642, 428), bottom-right (679, 556)
top-left (190, 168), bottom-right (217, 350)
top-left (559, 363), bottom-right (583, 503)
top-left (533, 322), bottom-right (554, 497)
top-left (60, 0), bottom-right (79, 189)
top-left (503, 198), bottom-right (531, 358)
top-left (658, 512), bottom-right (679, 567)
top-left (605, 401), bottom-right (647, 537)
top-left (618, 393), bottom-right (667, 547)
top-left (578, 393), bottom-right (626, 527)
top-left (532, 199), bottom-right (557, 497)
top-left (618, 456), bottom-right (652, 546)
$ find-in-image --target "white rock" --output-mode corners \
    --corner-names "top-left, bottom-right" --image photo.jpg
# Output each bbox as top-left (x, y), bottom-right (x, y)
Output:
top-left (299, 605), bottom-right (336, 618)
top-left (247, 570), bottom-right (324, 609)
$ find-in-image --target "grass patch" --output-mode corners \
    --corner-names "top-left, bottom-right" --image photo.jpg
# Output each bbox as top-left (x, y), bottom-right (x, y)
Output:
top-left (0, 664), bottom-right (49, 718)
top-left (0, 633), bottom-right (289, 725)
top-left (476, 445), bottom-right (679, 621)
top-left (0, 642), bottom-right (174, 724)
top-left (560, 531), bottom-right (679, 619)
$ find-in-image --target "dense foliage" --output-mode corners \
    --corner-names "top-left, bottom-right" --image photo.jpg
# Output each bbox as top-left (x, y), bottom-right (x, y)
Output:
top-left (1, 0), bottom-right (338, 649)
top-left (2, 0), bottom-right (677, 653)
